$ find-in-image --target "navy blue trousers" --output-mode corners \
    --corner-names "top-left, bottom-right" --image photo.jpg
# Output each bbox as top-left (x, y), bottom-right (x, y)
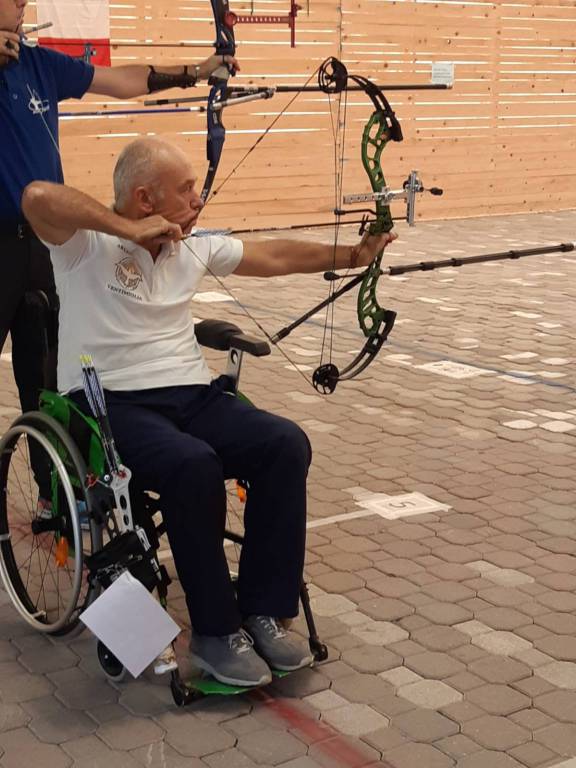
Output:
top-left (0, 233), bottom-right (56, 498)
top-left (72, 380), bottom-right (311, 635)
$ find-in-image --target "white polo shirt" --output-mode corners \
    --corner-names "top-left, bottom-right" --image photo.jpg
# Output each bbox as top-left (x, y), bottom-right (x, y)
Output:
top-left (48, 229), bottom-right (243, 393)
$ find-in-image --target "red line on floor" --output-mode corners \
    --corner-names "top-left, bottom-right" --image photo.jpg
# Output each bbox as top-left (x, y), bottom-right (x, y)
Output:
top-left (250, 688), bottom-right (393, 768)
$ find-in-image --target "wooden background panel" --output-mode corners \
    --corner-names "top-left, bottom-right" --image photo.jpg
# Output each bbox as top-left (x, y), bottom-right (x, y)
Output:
top-left (25, 0), bottom-right (575, 228)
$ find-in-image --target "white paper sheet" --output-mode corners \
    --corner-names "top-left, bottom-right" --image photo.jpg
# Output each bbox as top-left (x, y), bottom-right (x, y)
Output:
top-left (80, 571), bottom-right (181, 678)
top-left (431, 61), bottom-right (455, 86)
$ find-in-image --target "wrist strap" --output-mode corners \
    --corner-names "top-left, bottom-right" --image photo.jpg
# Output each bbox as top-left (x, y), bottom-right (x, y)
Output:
top-left (147, 65), bottom-right (197, 94)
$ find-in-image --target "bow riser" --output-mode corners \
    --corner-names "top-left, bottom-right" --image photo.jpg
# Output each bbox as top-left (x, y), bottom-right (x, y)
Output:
top-left (357, 111), bottom-right (394, 337)
top-left (200, 0), bottom-right (237, 203)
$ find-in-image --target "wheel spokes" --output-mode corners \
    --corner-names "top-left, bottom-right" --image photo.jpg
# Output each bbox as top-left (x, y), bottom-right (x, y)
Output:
top-left (1, 428), bottom-right (84, 629)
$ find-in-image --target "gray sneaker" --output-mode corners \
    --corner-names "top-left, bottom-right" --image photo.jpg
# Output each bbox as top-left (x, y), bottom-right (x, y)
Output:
top-left (244, 615), bottom-right (314, 672)
top-left (189, 629), bottom-right (272, 687)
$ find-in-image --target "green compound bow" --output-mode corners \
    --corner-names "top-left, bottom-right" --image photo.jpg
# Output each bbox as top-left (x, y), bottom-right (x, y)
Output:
top-left (271, 57), bottom-right (442, 393)
top-left (313, 57), bottom-right (401, 393)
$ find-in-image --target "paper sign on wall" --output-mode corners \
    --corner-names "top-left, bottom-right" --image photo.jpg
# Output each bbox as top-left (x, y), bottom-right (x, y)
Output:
top-left (431, 62), bottom-right (455, 86)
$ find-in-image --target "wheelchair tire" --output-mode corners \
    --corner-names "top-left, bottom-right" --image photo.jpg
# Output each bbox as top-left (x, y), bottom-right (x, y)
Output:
top-left (0, 412), bottom-right (102, 634)
top-left (311, 642), bottom-right (329, 662)
top-left (97, 640), bottom-right (127, 682)
top-left (170, 674), bottom-right (202, 707)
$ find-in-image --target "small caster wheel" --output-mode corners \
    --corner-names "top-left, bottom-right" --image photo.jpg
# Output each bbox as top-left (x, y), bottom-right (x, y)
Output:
top-left (97, 640), bottom-right (127, 682)
top-left (170, 675), bottom-right (201, 707)
top-left (311, 641), bottom-right (329, 662)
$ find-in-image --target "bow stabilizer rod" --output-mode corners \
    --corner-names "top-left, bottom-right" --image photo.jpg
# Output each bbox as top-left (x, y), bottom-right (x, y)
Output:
top-left (145, 82), bottom-right (451, 108)
top-left (383, 242), bottom-right (575, 277)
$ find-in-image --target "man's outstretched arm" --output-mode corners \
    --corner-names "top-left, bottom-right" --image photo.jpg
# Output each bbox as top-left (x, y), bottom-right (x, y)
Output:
top-left (89, 54), bottom-right (239, 99)
top-left (236, 232), bottom-right (398, 278)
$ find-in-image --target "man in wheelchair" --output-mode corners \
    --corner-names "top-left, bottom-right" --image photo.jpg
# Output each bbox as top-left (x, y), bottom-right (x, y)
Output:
top-left (21, 137), bottom-right (396, 687)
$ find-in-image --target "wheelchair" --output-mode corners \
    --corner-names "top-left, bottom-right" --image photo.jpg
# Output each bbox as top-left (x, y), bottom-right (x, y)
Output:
top-left (0, 292), bottom-right (327, 705)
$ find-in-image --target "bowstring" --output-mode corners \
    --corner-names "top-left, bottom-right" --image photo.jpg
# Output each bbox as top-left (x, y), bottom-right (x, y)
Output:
top-left (318, 82), bottom-right (349, 375)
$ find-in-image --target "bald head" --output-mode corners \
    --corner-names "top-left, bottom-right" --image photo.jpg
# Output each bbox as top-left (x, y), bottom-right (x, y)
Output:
top-left (113, 137), bottom-right (193, 209)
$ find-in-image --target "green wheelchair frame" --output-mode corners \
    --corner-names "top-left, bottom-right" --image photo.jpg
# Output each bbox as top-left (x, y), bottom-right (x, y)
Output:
top-left (0, 304), bottom-right (327, 704)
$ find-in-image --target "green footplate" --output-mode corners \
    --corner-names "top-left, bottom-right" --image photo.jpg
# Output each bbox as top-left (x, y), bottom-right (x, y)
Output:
top-left (187, 668), bottom-right (289, 696)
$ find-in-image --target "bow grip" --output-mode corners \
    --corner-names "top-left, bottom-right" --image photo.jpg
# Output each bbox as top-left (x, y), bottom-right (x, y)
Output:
top-left (368, 217), bottom-right (394, 237)
top-left (208, 64), bottom-right (232, 85)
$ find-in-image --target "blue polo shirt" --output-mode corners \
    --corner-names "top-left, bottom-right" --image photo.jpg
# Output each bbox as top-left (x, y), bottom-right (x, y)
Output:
top-left (0, 46), bottom-right (94, 227)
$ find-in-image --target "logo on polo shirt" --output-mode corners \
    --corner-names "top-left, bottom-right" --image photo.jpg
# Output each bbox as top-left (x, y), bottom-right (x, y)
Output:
top-left (27, 88), bottom-right (50, 116)
top-left (115, 257), bottom-right (143, 291)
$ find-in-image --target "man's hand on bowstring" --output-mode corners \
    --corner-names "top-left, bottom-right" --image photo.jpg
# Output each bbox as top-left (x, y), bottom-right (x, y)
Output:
top-left (126, 216), bottom-right (183, 247)
top-left (197, 54), bottom-right (240, 80)
top-left (0, 32), bottom-right (21, 63)
top-left (349, 230), bottom-right (398, 269)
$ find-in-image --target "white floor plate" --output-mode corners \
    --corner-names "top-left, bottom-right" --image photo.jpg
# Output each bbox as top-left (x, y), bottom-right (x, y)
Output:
top-left (354, 491), bottom-right (451, 519)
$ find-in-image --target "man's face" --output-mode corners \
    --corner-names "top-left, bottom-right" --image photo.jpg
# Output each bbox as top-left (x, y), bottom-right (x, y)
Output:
top-left (151, 157), bottom-right (204, 234)
top-left (0, 0), bottom-right (27, 33)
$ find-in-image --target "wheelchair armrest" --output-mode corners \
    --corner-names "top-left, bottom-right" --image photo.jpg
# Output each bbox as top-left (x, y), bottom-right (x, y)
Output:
top-left (25, 291), bottom-right (59, 390)
top-left (24, 290), bottom-right (53, 324)
top-left (24, 291), bottom-right (59, 335)
top-left (195, 319), bottom-right (271, 357)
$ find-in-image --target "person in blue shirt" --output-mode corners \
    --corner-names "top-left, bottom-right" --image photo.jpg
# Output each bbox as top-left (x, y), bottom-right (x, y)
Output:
top-left (0, 0), bottom-right (238, 506)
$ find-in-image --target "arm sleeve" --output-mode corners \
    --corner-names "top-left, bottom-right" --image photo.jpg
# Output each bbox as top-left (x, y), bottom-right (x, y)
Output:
top-left (44, 229), bottom-right (95, 272)
top-left (39, 48), bottom-right (95, 101)
top-left (205, 236), bottom-right (244, 277)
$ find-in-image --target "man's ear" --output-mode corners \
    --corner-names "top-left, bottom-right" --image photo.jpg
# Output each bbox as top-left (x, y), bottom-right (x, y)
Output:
top-left (134, 186), bottom-right (155, 214)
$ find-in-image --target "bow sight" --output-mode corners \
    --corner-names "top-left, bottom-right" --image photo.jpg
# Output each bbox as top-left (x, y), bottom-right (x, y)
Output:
top-left (338, 172), bottom-right (444, 231)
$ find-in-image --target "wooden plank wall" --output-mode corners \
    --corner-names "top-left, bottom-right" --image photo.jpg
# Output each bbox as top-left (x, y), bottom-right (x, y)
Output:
top-left (32, 0), bottom-right (576, 229)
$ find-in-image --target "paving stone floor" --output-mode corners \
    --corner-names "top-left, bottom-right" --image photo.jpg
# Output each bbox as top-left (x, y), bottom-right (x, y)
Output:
top-left (0, 209), bottom-right (575, 767)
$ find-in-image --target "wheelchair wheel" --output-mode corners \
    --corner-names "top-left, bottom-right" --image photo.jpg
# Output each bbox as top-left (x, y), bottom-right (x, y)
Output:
top-left (171, 673), bottom-right (202, 707)
top-left (0, 412), bottom-right (102, 634)
top-left (97, 640), bottom-right (127, 682)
